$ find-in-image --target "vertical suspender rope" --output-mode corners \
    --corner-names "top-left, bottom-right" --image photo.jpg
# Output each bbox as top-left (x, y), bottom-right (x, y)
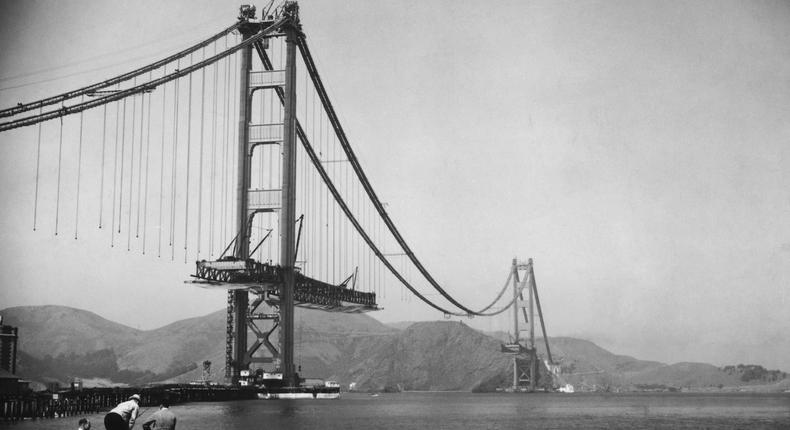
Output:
top-left (259, 107), bottom-right (264, 263)
top-left (260, 50), bottom-right (267, 260)
top-left (118, 97), bottom-right (127, 234)
top-left (302, 85), bottom-right (307, 270)
top-left (227, 40), bottom-right (236, 249)
top-left (381, 209), bottom-right (385, 296)
top-left (55, 113), bottom-right (63, 236)
top-left (75, 95), bottom-right (85, 239)
top-left (364, 195), bottom-right (368, 292)
top-left (345, 160), bottom-right (349, 279)
top-left (170, 58), bottom-right (181, 260)
top-left (127, 78), bottom-right (137, 250)
top-left (135, 85), bottom-right (146, 238)
top-left (324, 113), bottom-right (329, 281)
top-left (219, 41), bottom-right (228, 251)
top-left (268, 98), bottom-right (274, 262)
top-left (361, 174), bottom-right (366, 292)
top-left (227, 46), bottom-right (235, 253)
top-left (352, 157), bottom-right (357, 289)
top-left (226, 35), bottom-right (235, 250)
top-left (223, 43), bottom-right (231, 250)
top-left (375, 205), bottom-right (379, 295)
top-left (229, 42), bottom-right (238, 248)
top-left (331, 136), bottom-right (335, 282)
top-left (209, 42), bottom-right (218, 257)
top-left (267, 112), bottom-right (273, 262)
top-left (307, 92), bottom-right (313, 270)
top-left (368, 199), bottom-right (373, 294)
top-left (111, 96), bottom-right (120, 247)
top-left (184, 53), bottom-right (194, 263)
top-left (99, 104), bottom-right (108, 229)
top-left (258, 66), bottom-right (264, 263)
top-left (309, 80), bottom-right (315, 277)
top-left (268, 45), bottom-right (276, 263)
top-left (158, 66), bottom-right (168, 258)
top-left (375, 207), bottom-right (379, 296)
top-left (196, 48), bottom-right (207, 260)
top-left (325, 117), bottom-right (330, 280)
top-left (231, 44), bottom-right (239, 247)
top-left (308, 83), bottom-right (314, 275)
top-left (302, 68), bottom-right (308, 272)
top-left (33, 107), bottom-right (43, 231)
top-left (142, 71), bottom-right (153, 253)
top-left (318, 106), bottom-right (324, 280)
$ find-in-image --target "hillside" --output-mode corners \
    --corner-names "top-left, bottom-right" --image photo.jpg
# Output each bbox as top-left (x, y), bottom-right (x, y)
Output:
top-left (338, 321), bottom-right (511, 391)
top-left (2, 306), bottom-right (144, 357)
top-left (2, 306), bottom-right (787, 392)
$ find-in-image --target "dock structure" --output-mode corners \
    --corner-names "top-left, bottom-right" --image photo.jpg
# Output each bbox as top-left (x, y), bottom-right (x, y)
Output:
top-left (0, 385), bottom-right (257, 421)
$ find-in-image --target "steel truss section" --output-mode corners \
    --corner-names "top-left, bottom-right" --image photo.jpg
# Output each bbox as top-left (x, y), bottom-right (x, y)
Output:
top-left (192, 258), bottom-right (378, 313)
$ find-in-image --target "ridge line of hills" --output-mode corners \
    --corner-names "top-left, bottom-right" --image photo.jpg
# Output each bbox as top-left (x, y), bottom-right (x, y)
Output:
top-left (1, 305), bottom-right (787, 393)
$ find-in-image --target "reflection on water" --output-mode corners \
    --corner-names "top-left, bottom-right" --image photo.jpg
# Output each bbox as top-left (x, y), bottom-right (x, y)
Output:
top-left (2, 392), bottom-right (789, 430)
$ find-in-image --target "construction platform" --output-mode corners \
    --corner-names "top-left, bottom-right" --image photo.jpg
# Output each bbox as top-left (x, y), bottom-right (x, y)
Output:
top-left (188, 257), bottom-right (378, 313)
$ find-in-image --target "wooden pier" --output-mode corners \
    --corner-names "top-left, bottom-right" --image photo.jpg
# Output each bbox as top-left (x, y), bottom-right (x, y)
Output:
top-left (0, 384), bottom-right (256, 421)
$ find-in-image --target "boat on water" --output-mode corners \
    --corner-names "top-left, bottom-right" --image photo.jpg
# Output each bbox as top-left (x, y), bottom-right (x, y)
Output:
top-left (558, 384), bottom-right (575, 393)
top-left (254, 373), bottom-right (341, 400)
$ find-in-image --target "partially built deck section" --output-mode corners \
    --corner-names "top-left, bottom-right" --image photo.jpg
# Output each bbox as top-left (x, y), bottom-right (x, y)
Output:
top-left (191, 258), bottom-right (378, 313)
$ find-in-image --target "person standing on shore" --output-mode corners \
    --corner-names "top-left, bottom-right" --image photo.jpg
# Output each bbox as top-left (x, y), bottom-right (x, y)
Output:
top-left (141, 399), bottom-right (176, 430)
top-left (104, 394), bottom-right (141, 430)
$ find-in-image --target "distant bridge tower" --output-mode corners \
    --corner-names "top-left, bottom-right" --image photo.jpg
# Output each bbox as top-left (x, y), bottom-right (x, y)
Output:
top-left (500, 258), bottom-right (554, 392)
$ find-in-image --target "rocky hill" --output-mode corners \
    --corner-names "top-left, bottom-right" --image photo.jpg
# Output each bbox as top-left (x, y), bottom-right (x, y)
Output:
top-left (337, 321), bottom-right (510, 391)
top-left (1, 305), bottom-right (787, 392)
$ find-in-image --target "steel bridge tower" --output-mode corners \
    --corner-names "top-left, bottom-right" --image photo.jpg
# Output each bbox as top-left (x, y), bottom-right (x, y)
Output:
top-left (230, 3), bottom-right (299, 388)
top-left (190, 3), bottom-right (377, 388)
top-left (501, 258), bottom-right (554, 392)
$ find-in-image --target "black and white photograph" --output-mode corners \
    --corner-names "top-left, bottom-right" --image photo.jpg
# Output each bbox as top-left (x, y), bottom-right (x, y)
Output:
top-left (0, 0), bottom-right (788, 428)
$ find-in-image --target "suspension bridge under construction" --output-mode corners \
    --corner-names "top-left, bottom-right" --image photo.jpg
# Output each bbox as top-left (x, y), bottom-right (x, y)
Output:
top-left (0, 2), bottom-right (555, 396)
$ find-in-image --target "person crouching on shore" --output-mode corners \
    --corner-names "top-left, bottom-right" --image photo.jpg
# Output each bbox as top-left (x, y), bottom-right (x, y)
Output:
top-left (104, 394), bottom-right (141, 430)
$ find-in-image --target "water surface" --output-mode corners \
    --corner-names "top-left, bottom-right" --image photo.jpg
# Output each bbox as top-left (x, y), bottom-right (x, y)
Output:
top-left (3, 392), bottom-right (789, 429)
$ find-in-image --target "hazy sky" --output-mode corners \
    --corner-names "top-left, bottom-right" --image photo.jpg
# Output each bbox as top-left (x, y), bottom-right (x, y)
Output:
top-left (1, 0), bottom-right (788, 371)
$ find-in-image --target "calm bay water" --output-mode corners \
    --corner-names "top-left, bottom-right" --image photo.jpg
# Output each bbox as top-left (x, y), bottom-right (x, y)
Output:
top-left (3, 392), bottom-right (789, 429)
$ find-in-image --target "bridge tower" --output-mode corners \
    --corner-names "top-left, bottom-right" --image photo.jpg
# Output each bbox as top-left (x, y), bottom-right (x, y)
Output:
top-left (187, 3), bottom-right (376, 387)
top-left (228, 2), bottom-right (300, 387)
top-left (501, 258), bottom-right (554, 392)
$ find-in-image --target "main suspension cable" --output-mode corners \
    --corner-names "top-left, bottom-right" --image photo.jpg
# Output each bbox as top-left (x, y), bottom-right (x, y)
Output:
top-left (0, 22), bottom-right (242, 119)
top-left (0, 17), bottom-right (287, 133)
top-left (297, 36), bottom-right (493, 316)
top-left (255, 42), bottom-right (468, 316)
